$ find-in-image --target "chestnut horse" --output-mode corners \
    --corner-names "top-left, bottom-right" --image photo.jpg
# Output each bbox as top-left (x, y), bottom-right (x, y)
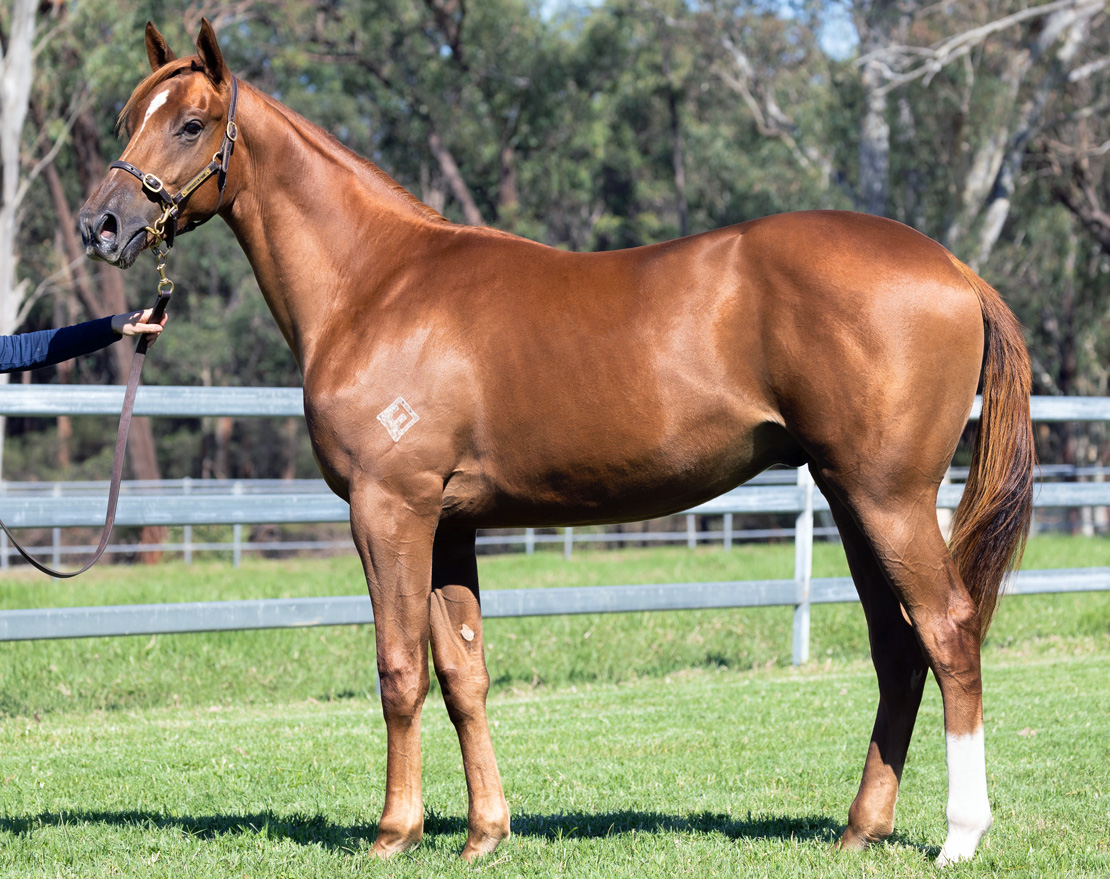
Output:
top-left (79, 20), bottom-right (1034, 866)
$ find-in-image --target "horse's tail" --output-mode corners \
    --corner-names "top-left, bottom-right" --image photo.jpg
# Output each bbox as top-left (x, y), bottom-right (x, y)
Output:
top-left (947, 256), bottom-right (1035, 639)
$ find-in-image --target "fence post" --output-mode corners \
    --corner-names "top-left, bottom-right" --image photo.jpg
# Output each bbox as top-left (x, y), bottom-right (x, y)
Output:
top-left (792, 464), bottom-right (814, 666)
top-left (525, 527), bottom-right (535, 555)
top-left (563, 527), bottom-right (573, 559)
top-left (724, 513), bottom-right (733, 551)
top-left (686, 514), bottom-right (697, 548)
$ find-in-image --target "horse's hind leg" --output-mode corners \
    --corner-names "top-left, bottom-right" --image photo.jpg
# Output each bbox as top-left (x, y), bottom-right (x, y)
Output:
top-left (820, 475), bottom-right (992, 864)
top-left (428, 529), bottom-right (510, 861)
top-left (817, 481), bottom-right (929, 850)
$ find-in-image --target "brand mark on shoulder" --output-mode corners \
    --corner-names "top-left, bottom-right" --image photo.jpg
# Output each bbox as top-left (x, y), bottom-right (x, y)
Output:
top-left (377, 396), bottom-right (420, 442)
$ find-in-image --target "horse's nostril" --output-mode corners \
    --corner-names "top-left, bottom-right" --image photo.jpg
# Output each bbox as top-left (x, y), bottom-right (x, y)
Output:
top-left (98, 213), bottom-right (119, 242)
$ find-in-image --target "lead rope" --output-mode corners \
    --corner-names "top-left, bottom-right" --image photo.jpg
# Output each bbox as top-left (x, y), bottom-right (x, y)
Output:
top-left (0, 241), bottom-right (173, 578)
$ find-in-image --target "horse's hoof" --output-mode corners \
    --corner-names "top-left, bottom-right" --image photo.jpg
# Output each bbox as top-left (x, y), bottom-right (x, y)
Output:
top-left (460, 829), bottom-right (510, 862)
top-left (835, 827), bottom-right (875, 852)
top-left (370, 831), bottom-right (422, 858)
top-left (937, 823), bottom-right (989, 867)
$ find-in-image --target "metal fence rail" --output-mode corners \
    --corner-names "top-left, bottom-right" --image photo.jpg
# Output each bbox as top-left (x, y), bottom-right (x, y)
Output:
top-left (3, 566), bottom-right (1105, 644)
top-left (2, 386), bottom-right (1109, 664)
top-left (0, 471), bottom-right (829, 563)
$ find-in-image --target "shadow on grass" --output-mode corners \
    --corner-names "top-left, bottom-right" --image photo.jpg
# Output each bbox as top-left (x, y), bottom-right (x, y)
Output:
top-left (0, 808), bottom-right (935, 856)
top-left (505, 810), bottom-right (842, 843)
top-left (0, 810), bottom-right (373, 850)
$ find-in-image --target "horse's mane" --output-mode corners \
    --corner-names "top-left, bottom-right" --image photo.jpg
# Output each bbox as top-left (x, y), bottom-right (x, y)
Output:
top-left (251, 86), bottom-right (450, 225)
top-left (116, 58), bottom-right (203, 137)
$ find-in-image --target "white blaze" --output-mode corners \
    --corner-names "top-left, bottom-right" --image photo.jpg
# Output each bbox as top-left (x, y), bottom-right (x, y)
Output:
top-left (119, 87), bottom-right (171, 162)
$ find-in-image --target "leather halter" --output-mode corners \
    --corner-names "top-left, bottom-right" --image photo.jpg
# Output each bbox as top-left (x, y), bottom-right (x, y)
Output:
top-left (110, 75), bottom-right (240, 247)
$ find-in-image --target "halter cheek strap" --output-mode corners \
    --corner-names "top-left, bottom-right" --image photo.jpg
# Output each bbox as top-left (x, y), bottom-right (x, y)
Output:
top-left (110, 75), bottom-right (240, 247)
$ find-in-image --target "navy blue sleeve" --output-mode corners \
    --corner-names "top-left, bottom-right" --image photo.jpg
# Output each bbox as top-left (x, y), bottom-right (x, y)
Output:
top-left (0, 316), bottom-right (120, 373)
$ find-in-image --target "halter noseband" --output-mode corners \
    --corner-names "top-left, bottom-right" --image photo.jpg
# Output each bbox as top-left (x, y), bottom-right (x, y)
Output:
top-left (110, 75), bottom-right (240, 248)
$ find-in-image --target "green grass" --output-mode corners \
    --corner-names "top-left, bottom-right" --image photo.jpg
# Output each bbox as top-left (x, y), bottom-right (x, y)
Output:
top-left (1, 536), bottom-right (1108, 717)
top-left (0, 537), bottom-right (1108, 875)
top-left (0, 536), bottom-right (1108, 717)
top-left (0, 657), bottom-right (1106, 877)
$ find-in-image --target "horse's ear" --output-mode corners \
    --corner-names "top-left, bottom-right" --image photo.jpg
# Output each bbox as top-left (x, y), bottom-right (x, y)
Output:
top-left (145, 22), bottom-right (177, 70)
top-left (195, 18), bottom-right (229, 87)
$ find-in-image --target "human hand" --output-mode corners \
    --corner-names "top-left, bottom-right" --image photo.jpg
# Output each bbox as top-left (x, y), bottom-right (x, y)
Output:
top-left (111, 308), bottom-right (168, 343)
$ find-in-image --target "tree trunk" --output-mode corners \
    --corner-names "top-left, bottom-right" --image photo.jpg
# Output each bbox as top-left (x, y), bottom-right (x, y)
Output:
top-left (858, 55), bottom-right (889, 216)
top-left (661, 37), bottom-right (687, 237)
top-left (0, 0), bottom-right (38, 480)
top-left (419, 160), bottom-right (448, 216)
top-left (428, 128), bottom-right (484, 225)
top-left (52, 261), bottom-right (75, 472)
top-left (853, 1), bottom-right (906, 217)
top-left (944, 1), bottom-right (1101, 265)
top-left (281, 416), bottom-right (299, 481)
top-left (215, 415), bottom-right (233, 480)
top-left (0, 0), bottom-right (35, 335)
top-left (671, 91), bottom-right (687, 238)
top-left (976, 9), bottom-right (1096, 266)
top-left (498, 143), bottom-right (519, 216)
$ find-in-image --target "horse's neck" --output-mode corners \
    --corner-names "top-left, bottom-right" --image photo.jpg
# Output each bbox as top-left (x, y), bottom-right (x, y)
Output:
top-left (224, 86), bottom-right (448, 371)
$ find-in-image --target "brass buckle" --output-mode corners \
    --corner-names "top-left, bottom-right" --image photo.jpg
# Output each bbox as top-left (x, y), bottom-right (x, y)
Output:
top-left (226, 120), bottom-right (238, 142)
top-left (142, 172), bottom-right (165, 194)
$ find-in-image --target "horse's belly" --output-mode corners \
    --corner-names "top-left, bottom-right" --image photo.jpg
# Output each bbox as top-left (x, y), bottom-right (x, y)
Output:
top-left (440, 416), bottom-right (799, 529)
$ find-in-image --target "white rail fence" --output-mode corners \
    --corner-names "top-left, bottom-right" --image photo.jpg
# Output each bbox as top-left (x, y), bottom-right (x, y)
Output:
top-left (1, 386), bottom-right (1108, 665)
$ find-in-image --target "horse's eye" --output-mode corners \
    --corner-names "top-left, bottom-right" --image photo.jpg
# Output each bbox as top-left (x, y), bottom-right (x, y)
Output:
top-left (180, 120), bottom-right (204, 138)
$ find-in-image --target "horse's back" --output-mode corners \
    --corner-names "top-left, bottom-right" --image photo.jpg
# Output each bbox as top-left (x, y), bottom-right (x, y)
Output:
top-left (429, 211), bottom-right (985, 526)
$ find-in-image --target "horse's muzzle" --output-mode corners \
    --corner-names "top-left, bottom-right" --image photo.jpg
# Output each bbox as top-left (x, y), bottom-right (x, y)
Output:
top-left (78, 206), bottom-right (147, 268)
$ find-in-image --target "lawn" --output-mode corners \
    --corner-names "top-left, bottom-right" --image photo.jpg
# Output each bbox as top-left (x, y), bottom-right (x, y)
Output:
top-left (0, 538), bottom-right (1108, 876)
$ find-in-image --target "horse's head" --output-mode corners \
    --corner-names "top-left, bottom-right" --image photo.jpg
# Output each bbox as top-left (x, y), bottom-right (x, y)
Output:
top-left (79, 19), bottom-right (238, 267)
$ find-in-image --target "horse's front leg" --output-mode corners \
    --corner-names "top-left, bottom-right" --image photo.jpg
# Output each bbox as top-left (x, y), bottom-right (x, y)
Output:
top-left (350, 486), bottom-right (438, 858)
top-left (429, 529), bottom-right (510, 860)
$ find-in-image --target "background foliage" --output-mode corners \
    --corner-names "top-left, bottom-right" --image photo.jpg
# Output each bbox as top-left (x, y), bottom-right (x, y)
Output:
top-left (2, 0), bottom-right (1109, 483)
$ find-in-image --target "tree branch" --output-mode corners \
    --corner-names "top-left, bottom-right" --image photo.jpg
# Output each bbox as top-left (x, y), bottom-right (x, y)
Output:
top-left (1043, 138), bottom-right (1110, 255)
top-left (428, 128), bottom-right (484, 225)
top-left (715, 34), bottom-right (820, 176)
top-left (16, 87), bottom-right (88, 210)
top-left (859, 0), bottom-right (1103, 96)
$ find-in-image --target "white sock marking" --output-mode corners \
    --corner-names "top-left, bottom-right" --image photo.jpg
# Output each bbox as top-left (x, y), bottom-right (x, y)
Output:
top-left (937, 728), bottom-right (992, 866)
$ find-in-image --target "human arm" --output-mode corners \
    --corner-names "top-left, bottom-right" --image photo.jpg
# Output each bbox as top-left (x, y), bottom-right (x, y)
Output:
top-left (0, 309), bottom-right (166, 373)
